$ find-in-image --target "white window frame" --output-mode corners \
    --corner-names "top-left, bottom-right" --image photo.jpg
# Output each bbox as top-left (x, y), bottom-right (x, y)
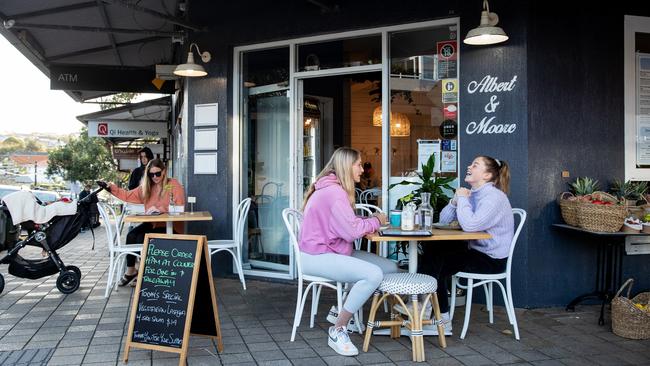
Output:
top-left (232, 18), bottom-right (460, 279)
top-left (624, 15), bottom-right (650, 180)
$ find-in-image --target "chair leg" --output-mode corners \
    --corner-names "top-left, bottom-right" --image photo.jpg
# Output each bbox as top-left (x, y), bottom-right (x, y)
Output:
top-left (430, 292), bottom-right (447, 349)
top-left (484, 283), bottom-right (494, 324)
top-left (104, 255), bottom-right (114, 298)
top-left (505, 279), bottom-right (520, 340)
top-left (410, 294), bottom-right (425, 362)
top-left (310, 285), bottom-right (320, 328)
top-left (291, 280), bottom-right (305, 342)
top-left (362, 291), bottom-right (381, 352)
top-left (460, 279), bottom-right (474, 339)
top-left (234, 247), bottom-right (246, 290)
top-left (450, 276), bottom-right (457, 320)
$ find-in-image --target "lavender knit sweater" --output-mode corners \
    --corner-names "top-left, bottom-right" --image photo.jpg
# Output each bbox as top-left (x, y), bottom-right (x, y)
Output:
top-left (439, 182), bottom-right (514, 259)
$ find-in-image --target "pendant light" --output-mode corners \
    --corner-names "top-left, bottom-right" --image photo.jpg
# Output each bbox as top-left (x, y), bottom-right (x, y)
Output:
top-left (174, 43), bottom-right (211, 77)
top-left (463, 0), bottom-right (509, 46)
top-left (372, 106), bottom-right (411, 137)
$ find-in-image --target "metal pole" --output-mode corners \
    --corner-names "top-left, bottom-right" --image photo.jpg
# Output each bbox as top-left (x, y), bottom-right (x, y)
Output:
top-left (34, 161), bottom-right (37, 186)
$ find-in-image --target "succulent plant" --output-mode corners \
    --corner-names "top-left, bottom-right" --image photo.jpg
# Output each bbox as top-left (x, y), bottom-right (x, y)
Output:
top-left (610, 179), bottom-right (648, 201)
top-left (570, 177), bottom-right (600, 196)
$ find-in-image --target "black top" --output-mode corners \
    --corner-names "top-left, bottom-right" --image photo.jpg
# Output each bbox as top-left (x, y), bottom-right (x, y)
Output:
top-left (128, 166), bottom-right (145, 190)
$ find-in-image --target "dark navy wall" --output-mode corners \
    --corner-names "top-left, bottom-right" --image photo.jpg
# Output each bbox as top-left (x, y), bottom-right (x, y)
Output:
top-left (527, 4), bottom-right (650, 307)
top-left (458, 2), bottom-right (529, 306)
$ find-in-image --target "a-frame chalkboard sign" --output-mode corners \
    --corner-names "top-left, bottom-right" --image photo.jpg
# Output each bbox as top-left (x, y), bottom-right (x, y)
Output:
top-left (123, 234), bottom-right (223, 365)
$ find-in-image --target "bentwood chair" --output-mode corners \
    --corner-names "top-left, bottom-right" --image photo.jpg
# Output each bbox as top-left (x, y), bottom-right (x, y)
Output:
top-left (97, 202), bottom-right (143, 298)
top-left (354, 203), bottom-right (385, 255)
top-left (282, 208), bottom-right (362, 341)
top-left (207, 198), bottom-right (251, 290)
top-left (450, 208), bottom-right (527, 340)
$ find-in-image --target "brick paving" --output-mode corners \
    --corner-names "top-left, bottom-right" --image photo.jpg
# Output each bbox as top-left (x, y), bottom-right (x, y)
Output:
top-left (0, 225), bottom-right (647, 365)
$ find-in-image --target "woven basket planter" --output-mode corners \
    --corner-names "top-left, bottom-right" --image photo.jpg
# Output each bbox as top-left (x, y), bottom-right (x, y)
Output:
top-left (612, 279), bottom-right (650, 340)
top-left (574, 192), bottom-right (625, 232)
top-left (558, 192), bottom-right (580, 227)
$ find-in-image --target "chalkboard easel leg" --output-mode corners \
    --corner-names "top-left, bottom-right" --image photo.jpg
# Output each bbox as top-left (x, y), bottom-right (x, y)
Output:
top-left (123, 343), bottom-right (130, 362)
top-left (179, 351), bottom-right (188, 366)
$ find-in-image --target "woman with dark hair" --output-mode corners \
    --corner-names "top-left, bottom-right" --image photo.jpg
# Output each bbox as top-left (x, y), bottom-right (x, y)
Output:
top-left (405, 155), bottom-right (514, 334)
top-left (98, 158), bottom-right (185, 286)
top-left (128, 147), bottom-right (154, 190)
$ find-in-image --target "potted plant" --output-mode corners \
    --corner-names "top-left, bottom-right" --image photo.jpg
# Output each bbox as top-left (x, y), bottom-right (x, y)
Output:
top-left (610, 179), bottom-right (648, 206)
top-left (389, 154), bottom-right (455, 222)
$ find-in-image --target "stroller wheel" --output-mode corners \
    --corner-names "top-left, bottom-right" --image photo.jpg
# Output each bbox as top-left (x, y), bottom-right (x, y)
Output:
top-left (0, 274), bottom-right (4, 295)
top-left (56, 270), bottom-right (80, 294)
top-left (65, 266), bottom-right (82, 280)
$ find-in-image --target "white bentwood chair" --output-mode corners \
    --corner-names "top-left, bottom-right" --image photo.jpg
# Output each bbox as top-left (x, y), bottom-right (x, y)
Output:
top-left (359, 188), bottom-right (381, 205)
top-left (450, 208), bottom-right (527, 340)
top-left (354, 203), bottom-right (385, 256)
top-left (282, 208), bottom-right (362, 341)
top-left (97, 202), bottom-right (143, 298)
top-left (207, 198), bottom-right (251, 290)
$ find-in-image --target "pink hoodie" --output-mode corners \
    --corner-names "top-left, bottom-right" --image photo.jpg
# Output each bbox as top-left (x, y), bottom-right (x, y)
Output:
top-left (299, 173), bottom-right (381, 256)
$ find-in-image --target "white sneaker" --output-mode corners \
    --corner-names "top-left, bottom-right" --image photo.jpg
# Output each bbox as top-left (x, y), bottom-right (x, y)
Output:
top-left (326, 306), bottom-right (365, 333)
top-left (393, 301), bottom-right (432, 320)
top-left (328, 326), bottom-right (358, 356)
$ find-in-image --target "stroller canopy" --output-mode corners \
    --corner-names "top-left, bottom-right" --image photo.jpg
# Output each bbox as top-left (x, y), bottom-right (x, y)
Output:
top-left (2, 191), bottom-right (77, 224)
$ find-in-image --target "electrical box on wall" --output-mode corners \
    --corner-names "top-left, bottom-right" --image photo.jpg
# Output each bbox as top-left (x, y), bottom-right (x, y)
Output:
top-left (625, 236), bottom-right (650, 255)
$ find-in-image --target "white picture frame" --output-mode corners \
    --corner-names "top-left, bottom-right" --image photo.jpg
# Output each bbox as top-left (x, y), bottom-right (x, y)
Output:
top-left (194, 128), bottom-right (218, 150)
top-left (194, 103), bottom-right (218, 126)
top-left (194, 152), bottom-right (218, 174)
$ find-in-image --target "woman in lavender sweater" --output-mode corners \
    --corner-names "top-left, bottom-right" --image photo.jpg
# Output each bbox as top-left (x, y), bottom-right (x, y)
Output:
top-left (418, 155), bottom-right (514, 332)
top-left (299, 147), bottom-right (399, 356)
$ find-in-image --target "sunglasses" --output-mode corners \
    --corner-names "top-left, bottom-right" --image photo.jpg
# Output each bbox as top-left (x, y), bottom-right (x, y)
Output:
top-left (148, 171), bottom-right (163, 178)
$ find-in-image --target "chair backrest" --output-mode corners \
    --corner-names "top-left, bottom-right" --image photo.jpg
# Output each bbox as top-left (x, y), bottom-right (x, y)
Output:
top-left (360, 188), bottom-right (381, 204)
top-left (234, 198), bottom-right (252, 247)
top-left (96, 202), bottom-right (122, 251)
top-left (354, 203), bottom-right (384, 251)
top-left (355, 188), bottom-right (363, 203)
top-left (282, 208), bottom-right (304, 280)
top-left (506, 208), bottom-right (527, 275)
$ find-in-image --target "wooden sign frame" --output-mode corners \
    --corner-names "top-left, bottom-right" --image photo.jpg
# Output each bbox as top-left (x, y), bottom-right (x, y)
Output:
top-left (123, 234), bottom-right (222, 365)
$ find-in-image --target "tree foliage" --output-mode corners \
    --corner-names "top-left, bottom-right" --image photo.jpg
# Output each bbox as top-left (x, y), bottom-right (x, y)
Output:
top-left (98, 92), bottom-right (139, 111)
top-left (46, 128), bottom-right (118, 183)
top-left (24, 138), bottom-right (45, 152)
top-left (0, 136), bottom-right (25, 154)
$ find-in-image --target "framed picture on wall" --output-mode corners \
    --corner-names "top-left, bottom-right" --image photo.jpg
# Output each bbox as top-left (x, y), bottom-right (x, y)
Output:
top-left (194, 103), bottom-right (218, 127)
top-left (194, 128), bottom-right (218, 150)
top-left (194, 152), bottom-right (218, 174)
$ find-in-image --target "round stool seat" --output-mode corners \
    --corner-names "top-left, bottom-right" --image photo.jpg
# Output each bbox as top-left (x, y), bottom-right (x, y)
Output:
top-left (379, 273), bottom-right (437, 295)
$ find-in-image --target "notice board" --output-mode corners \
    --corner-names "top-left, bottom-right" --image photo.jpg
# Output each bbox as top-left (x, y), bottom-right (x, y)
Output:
top-left (123, 234), bottom-right (222, 365)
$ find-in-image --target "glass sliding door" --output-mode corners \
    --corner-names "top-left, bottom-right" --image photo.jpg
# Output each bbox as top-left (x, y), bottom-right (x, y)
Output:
top-left (240, 47), bottom-right (292, 276)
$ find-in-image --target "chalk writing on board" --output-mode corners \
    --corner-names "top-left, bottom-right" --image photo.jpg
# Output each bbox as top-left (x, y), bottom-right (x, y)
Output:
top-left (132, 239), bottom-right (196, 348)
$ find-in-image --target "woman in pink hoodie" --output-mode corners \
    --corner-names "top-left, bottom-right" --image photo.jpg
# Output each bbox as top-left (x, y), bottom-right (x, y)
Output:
top-left (299, 147), bottom-right (399, 356)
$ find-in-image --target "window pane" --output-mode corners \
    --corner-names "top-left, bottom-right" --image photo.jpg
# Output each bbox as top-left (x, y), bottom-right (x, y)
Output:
top-left (388, 26), bottom-right (459, 212)
top-left (297, 35), bottom-right (381, 71)
top-left (240, 47), bottom-right (291, 274)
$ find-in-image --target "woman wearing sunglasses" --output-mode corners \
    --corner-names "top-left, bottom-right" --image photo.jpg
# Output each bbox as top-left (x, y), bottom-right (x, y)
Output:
top-left (98, 158), bottom-right (185, 286)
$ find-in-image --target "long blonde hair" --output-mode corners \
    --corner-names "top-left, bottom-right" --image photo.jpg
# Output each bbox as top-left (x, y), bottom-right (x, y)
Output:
top-left (141, 158), bottom-right (169, 202)
top-left (302, 147), bottom-right (360, 209)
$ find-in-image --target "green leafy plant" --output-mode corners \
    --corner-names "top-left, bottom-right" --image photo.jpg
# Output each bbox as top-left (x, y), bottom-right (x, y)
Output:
top-left (569, 177), bottom-right (600, 196)
top-left (610, 179), bottom-right (648, 201)
top-left (389, 154), bottom-right (455, 218)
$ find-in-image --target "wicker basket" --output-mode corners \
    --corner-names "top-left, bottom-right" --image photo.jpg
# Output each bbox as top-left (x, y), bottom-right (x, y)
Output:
top-left (576, 192), bottom-right (626, 232)
top-left (558, 192), bottom-right (580, 227)
top-left (612, 279), bottom-right (650, 340)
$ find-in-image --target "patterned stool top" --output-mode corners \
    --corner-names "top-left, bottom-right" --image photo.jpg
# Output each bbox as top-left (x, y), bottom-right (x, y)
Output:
top-left (379, 273), bottom-right (437, 295)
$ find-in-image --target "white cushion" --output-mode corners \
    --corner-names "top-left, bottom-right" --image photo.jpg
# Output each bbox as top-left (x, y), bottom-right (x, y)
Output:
top-left (379, 273), bottom-right (437, 295)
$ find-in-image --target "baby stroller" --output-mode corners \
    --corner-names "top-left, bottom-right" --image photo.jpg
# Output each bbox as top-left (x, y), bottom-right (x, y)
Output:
top-left (0, 187), bottom-right (103, 295)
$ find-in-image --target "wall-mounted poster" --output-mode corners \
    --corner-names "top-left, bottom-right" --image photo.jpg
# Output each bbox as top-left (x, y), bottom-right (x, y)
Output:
top-left (636, 54), bottom-right (650, 166)
top-left (194, 153), bottom-right (218, 174)
top-left (194, 103), bottom-right (218, 127)
top-left (441, 151), bottom-right (457, 173)
top-left (417, 139), bottom-right (441, 172)
top-left (441, 79), bottom-right (458, 104)
top-left (194, 128), bottom-right (218, 151)
top-left (436, 41), bottom-right (457, 79)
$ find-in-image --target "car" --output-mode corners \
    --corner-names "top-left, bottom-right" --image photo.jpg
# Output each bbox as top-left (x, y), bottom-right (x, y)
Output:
top-left (0, 184), bottom-right (21, 199)
top-left (30, 190), bottom-right (61, 204)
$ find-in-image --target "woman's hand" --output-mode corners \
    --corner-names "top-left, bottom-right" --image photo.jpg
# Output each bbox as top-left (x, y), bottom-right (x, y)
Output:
top-left (373, 212), bottom-right (388, 225)
top-left (456, 187), bottom-right (471, 198)
top-left (96, 181), bottom-right (112, 192)
top-left (146, 206), bottom-right (161, 215)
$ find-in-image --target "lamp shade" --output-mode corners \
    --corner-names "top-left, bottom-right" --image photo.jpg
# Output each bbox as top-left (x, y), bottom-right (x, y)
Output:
top-left (372, 106), bottom-right (383, 126)
top-left (464, 1), bottom-right (508, 46)
top-left (174, 52), bottom-right (208, 77)
top-left (390, 113), bottom-right (410, 137)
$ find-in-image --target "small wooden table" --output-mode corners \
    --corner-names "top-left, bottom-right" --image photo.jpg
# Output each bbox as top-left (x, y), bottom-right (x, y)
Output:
top-left (366, 228), bottom-right (491, 337)
top-left (124, 211), bottom-right (213, 234)
top-left (366, 229), bottom-right (492, 273)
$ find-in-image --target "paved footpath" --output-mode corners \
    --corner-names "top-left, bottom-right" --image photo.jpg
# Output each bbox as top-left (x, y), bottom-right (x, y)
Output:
top-left (0, 225), bottom-right (647, 365)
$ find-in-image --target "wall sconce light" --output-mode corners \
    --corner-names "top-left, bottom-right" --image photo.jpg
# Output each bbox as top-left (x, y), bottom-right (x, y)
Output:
top-left (174, 43), bottom-right (211, 77)
top-left (463, 0), bottom-right (508, 46)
